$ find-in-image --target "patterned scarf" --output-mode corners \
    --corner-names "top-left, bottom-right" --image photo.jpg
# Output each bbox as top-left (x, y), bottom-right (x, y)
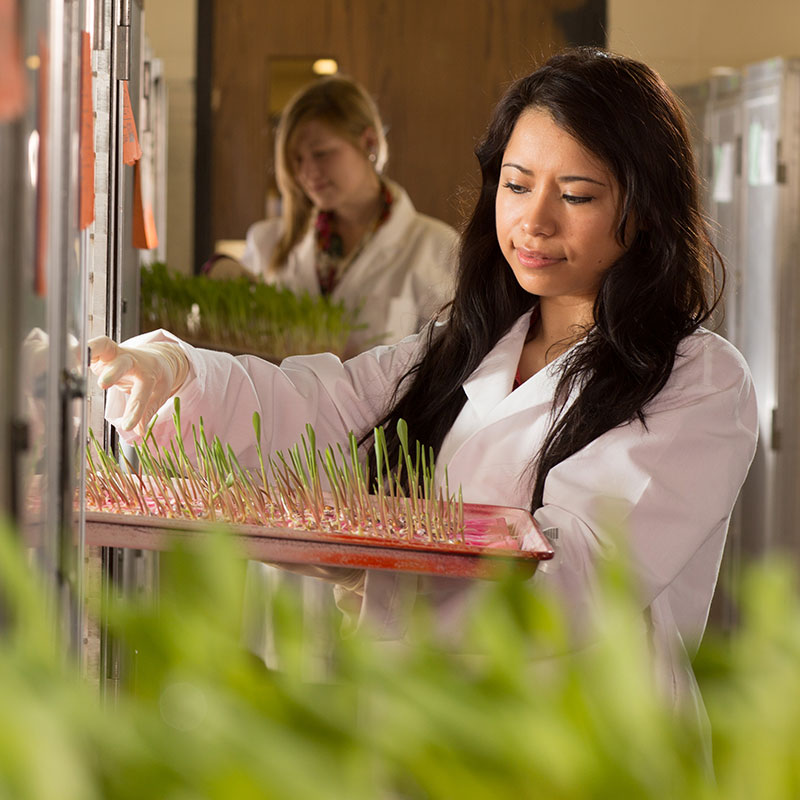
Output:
top-left (313, 183), bottom-right (393, 295)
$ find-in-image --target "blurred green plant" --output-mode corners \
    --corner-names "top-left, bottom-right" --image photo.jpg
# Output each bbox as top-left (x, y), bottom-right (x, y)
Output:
top-left (140, 261), bottom-right (365, 360)
top-left (2, 518), bottom-right (799, 799)
top-left (694, 563), bottom-right (800, 798)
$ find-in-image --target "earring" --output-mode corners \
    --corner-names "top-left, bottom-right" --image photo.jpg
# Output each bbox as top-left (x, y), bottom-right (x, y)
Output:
top-left (368, 152), bottom-right (377, 163)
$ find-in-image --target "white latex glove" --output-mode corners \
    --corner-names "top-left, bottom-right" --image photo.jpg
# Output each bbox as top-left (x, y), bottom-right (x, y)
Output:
top-left (89, 335), bottom-right (191, 435)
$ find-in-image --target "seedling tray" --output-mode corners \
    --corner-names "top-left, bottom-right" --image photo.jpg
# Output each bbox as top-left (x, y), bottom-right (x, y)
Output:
top-left (85, 502), bottom-right (553, 580)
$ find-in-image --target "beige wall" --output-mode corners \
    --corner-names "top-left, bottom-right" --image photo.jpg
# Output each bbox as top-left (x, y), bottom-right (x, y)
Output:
top-left (143, 1), bottom-right (197, 275)
top-left (608, 0), bottom-right (800, 86)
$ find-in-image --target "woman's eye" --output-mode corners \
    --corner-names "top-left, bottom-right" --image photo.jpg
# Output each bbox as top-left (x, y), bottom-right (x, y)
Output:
top-left (563, 194), bottom-right (592, 205)
top-left (503, 181), bottom-right (528, 194)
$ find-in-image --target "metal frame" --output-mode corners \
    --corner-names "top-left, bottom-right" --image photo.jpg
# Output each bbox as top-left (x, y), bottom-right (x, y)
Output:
top-left (737, 58), bottom-right (800, 560)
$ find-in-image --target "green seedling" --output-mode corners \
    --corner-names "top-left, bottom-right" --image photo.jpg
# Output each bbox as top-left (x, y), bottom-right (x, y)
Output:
top-left (86, 398), bottom-right (466, 543)
top-left (139, 260), bottom-right (365, 360)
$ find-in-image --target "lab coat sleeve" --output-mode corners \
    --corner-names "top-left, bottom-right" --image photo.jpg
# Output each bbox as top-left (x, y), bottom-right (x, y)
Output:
top-left (409, 218), bottom-right (459, 327)
top-left (105, 328), bottom-right (429, 473)
top-left (239, 219), bottom-right (283, 280)
top-left (367, 212), bottom-right (459, 346)
top-left (531, 335), bottom-right (758, 635)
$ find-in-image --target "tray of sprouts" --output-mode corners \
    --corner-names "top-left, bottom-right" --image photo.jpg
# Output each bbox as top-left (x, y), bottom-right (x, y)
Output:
top-left (84, 400), bottom-right (554, 579)
top-left (140, 261), bottom-right (366, 361)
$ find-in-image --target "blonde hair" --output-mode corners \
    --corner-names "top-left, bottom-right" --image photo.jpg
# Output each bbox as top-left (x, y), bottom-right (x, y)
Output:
top-left (270, 75), bottom-right (389, 273)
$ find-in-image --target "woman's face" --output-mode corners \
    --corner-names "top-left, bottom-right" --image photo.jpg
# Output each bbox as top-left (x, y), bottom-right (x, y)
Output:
top-left (288, 118), bottom-right (378, 214)
top-left (495, 108), bottom-right (630, 306)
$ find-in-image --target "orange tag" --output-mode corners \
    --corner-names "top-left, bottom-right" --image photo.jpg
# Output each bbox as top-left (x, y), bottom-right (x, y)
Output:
top-left (0, 0), bottom-right (26, 121)
top-left (133, 159), bottom-right (158, 249)
top-left (79, 31), bottom-right (95, 229)
top-left (121, 80), bottom-right (142, 164)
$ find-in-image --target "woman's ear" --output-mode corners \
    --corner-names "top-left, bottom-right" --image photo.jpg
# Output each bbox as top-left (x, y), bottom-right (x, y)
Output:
top-left (360, 126), bottom-right (379, 160)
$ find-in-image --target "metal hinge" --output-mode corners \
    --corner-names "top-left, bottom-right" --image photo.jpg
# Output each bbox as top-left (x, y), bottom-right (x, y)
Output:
top-left (776, 138), bottom-right (787, 184)
top-left (771, 406), bottom-right (781, 450)
top-left (735, 135), bottom-right (743, 177)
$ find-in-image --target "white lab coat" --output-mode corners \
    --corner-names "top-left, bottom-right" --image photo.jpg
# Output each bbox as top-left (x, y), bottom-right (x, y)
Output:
top-left (240, 179), bottom-right (459, 355)
top-left (109, 312), bottom-right (757, 716)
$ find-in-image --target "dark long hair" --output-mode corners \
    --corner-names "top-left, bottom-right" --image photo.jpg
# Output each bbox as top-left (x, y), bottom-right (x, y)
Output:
top-left (365, 48), bottom-right (720, 512)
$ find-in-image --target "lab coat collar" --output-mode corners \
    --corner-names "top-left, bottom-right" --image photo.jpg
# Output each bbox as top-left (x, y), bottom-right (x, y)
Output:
top-left (461, 313), bottom-right (529, 419)
top-left (368, 179), bottom-right (416, 249)
top-left (461, 310), bottom-right (573, 423)
top-left (333, 180), bottom-right (417, 282)
top-left (291, 179), bottom-right (416, 298)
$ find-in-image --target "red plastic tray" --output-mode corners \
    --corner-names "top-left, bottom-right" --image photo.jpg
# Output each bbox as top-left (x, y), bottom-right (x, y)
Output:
top-left (84, 502), bottom-right (553, 580)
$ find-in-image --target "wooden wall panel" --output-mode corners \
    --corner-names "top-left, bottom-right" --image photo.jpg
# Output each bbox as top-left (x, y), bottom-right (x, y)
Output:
top-left (207, 0), bottom-right (594, 254)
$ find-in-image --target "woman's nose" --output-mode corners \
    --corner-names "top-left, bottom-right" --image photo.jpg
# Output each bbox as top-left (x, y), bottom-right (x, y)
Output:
top-left (296, 157), bottom-right (317, 184)
top-left (522, 192), bottom-right (557, 236)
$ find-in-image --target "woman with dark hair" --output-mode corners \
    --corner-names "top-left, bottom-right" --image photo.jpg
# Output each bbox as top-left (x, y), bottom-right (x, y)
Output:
top-left (90, 49), bottom-right (757, 720)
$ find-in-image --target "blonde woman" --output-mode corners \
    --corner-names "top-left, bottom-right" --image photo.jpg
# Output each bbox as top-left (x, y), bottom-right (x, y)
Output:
top-left (207, 76), bottom-right (458, 356)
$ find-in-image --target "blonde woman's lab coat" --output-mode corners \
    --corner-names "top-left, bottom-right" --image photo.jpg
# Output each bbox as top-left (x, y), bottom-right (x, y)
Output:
top-left (109, 312), bottom-right (758, 717)
top-left (240, 179), bottom-right (458, 355)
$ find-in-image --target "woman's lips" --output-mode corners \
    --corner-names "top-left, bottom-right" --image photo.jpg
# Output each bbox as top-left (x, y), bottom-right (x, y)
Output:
top-left (515, 248), bottom-right (565, 269)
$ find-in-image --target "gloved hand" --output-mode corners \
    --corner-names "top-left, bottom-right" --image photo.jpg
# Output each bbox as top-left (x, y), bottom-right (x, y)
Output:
top-left (89, 335), bottom-right (191, 434)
